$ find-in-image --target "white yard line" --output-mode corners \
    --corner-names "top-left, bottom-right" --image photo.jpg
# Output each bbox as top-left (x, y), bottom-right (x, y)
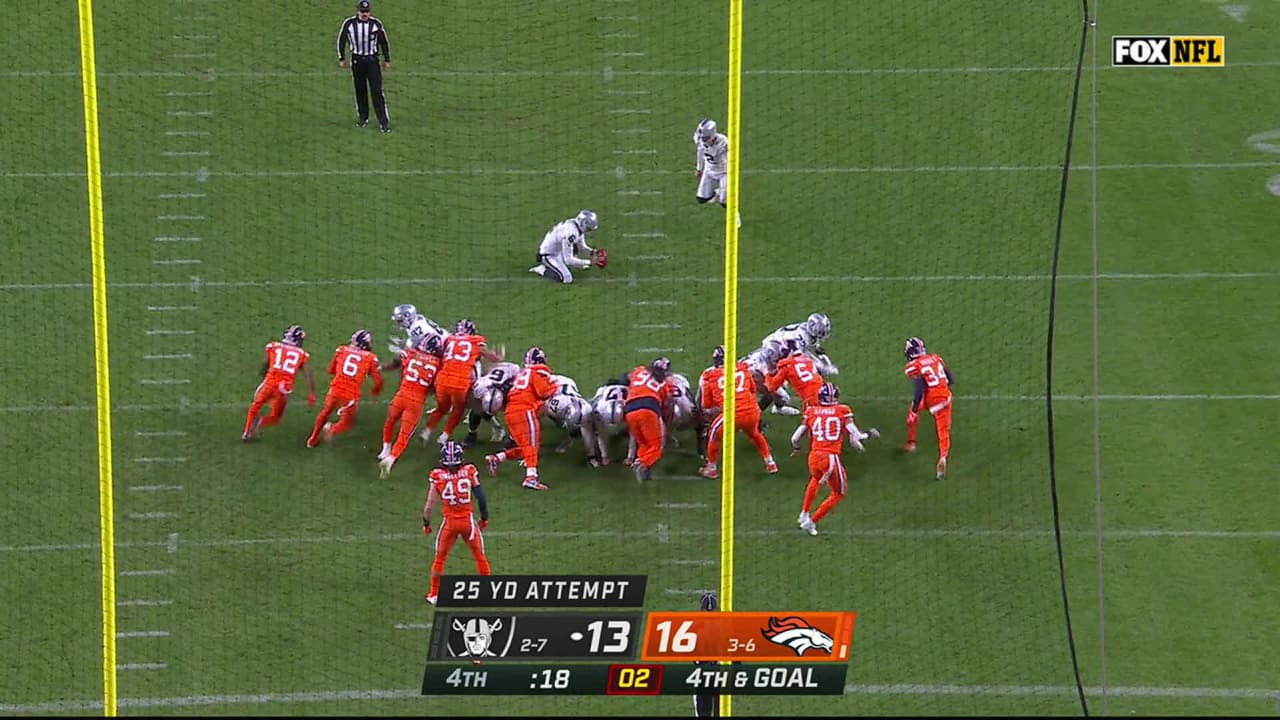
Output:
top-left (4, 525), bottom-right (1277, 555)
top-left (6, 271), bottom-right (1277, 293)
top-left (8, 161), bottom-right (1280, 181)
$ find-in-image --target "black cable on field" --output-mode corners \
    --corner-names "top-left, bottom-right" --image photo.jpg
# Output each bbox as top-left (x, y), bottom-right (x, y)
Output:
top-left (1045, 0), bottom-right (1094, 715)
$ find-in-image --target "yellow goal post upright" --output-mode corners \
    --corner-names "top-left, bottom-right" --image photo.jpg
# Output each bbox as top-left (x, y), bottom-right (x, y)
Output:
top-left (718, 0), bottom-right (745, 716)
top-left (76, 0), bottom-right (118, 714)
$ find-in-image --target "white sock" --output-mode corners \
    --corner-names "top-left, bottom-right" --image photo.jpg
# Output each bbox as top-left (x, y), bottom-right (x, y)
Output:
top-left (381, 442), bottom-right (392, 455)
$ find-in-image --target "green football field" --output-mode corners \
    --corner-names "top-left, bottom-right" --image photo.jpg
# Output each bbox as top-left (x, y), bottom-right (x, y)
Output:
top-left (3, 0), bottom-right (1279, 715)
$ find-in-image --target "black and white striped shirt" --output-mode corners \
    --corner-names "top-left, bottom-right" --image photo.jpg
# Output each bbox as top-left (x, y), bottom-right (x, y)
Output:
top-left (337, 15), bottom-right (390, 61)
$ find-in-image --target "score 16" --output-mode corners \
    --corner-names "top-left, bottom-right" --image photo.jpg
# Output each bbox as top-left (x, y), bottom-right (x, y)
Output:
top-left (640, 612), bottom-right (856, 662)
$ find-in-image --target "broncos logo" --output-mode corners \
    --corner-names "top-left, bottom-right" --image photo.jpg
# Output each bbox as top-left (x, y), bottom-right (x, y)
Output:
top-left (760, 616), bottom-right (834, 657)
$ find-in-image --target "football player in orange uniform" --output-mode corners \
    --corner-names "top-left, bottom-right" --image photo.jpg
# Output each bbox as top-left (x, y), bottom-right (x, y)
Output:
top-left (306, 330), bottom-right (384, 447)
top-left (377, 335), bottom-right (443, 478)
top-left (421, 320), bottom-right (503, 447)
top-left (765, 340), bottom-right (825, 409)
top-left (485, 347), bottom-right (555, 491)
top-left (243, 325), bottom-right (317, 441)
top-left (790, 382), bottom-right (878, 535)
top-left (903, 336), bottom-right (953, 479)
top-left (422, 441), bottom-right (491, 606)
top-left (699, 346), bottom-right (776, 479)
top-left (624, 357), bottom-right (674, 482)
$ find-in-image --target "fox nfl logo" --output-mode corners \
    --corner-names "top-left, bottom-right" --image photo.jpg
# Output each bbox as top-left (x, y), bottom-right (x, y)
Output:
top-left (1112, 36), bottom-right (1224, 67)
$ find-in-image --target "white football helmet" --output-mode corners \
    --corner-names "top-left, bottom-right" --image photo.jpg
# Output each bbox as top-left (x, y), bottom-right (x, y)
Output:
top-left (392, 303), bottom-right (417, 330)
top-left (547, 395), bottom-right (586, 429)
top-left (475, 386), bottom-right (506, 416)
top-left (697, 118), bottom-right (717, 143)
top-left (806, 312), bottom-right (832, 342)
top-left (575, 209), bottom-right (598, 234)
top-left (594, 398), bottom-right (624, 426)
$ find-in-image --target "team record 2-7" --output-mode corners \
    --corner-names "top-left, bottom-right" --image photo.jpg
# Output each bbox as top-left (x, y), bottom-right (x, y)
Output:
top-left (437, 574), bottom-right (648, 607)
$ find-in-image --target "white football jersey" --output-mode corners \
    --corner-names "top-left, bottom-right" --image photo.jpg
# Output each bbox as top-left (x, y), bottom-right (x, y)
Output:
top-left (475, 362), bottom-right (520, 393)
top-left (740, 347), bottom-right (778, 382)
top-left (763, 323), bottom-right (816, 355)
top-left (591, 383), bottom-right (628, 426)
top-left (408, 314), bottom-right (449, 350)
top-left (694, 131), bottom-right (729, 176)
top-left (549, 373), bottom-right (582, 399)
top-left (545, 393), bottom-right (589, 428)
top-left (538, 218), bottom-right (595, 268)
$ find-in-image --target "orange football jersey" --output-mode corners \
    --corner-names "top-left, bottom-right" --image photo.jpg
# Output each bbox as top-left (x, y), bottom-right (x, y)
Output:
top-left (506, 363), bottom-right (557, 412)
top-left (905, 353), bottom-right (952, 405)
top-left (393, 348), bottom-right (440, 403)
top-left (802, 403), bottom-right (856, 455)
top-left (437, 334), bottom-right (486, 387)
top-left (628, 366), bottom-right (672, 404)
top-left (327, 345), bottom-right (381, 398)
top-left (767, 354), bottom-right (823, 404)
top-left (430, 465), bottom-right (481, 520)
top-left (263, 341), bottom-right (309, 390)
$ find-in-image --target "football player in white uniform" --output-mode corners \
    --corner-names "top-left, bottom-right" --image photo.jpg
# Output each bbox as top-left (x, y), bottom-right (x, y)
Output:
top-left (664, 372), bottom-right (697, 438)
top-left (762, 312), bottom-right (839, 376)
top-left (740, 340), bottom-right (802, 417)
top-left (461, 361), bottom-right (520, 447)
top-left (530, 210), bottom-right (603, 285)
top-left (583, 382), bottom-right (628, 467)
top-left (390, 303), bottom-right (449, 353)
top-left (694, 119), bottom-right (729, 208)
top-left (544, 373), bottom-right (592, 455)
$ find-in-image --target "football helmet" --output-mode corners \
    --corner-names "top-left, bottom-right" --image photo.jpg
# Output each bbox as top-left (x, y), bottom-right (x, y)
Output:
top-left (575, 209), bottom-right (598, 234)
top-left (650, 356), bottom-right (672, 380)
top-left (806, 313), bottom-right (832, 342)
top-left (282, 324), bottom-right (306, 346)
top-left (817, 382), bottom-right (840, 405)
top-left (476, 387), bottom-right (506, 416)
top-left (760, 339), bottom-right (785, 365)
top-left (351, 329), bottom-right (373, 351)
top-left (456, 319), bottom-right (477, 336)
top-left (548, 395), bottom-right (585, 429)
top-left (904, 336), bottom-right (927, 359)
top-left (710, 345), bottom-right (725, 367)
top-left (441, 440), bottom-right (465, 467)
top-left (696, 118), bottom-right (717, 143)
top-left (420, 334), bottom-right (443, 356)
top-left (525, 346), bottom-right (547, 365)
top-left (392, 303), bottom-right (417, 330)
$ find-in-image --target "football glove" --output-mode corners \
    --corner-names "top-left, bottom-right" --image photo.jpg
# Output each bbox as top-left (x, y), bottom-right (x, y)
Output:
top-left (307, 392), bottom-right (316, 408)
top-left (906, 409), bottom-right (919, 427)
top-left (594, 248), bottom-right (608, 269)
top-left (422, 520), bottom-right (431, 534)
top-left (479, 519), bottom-right (489, 530)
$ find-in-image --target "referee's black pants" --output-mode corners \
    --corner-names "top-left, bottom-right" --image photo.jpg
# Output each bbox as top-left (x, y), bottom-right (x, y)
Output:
top-left (351, 55), bottom-right (389, 128)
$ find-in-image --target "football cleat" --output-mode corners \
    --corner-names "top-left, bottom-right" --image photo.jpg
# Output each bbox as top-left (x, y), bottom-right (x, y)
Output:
top-left (575, 209), bottom-right (599, 233)
top-left (699, 463), bottom-right (719, 479)
top-left (455, 319), bottom-right (477, 336)
top-left (392, 304), bottom-right (417, 329)
top-left (806, 313), bottom-right (832, 342)
top-left (936, 457), bottom-right (947, 480)
top-left (523, 477), bottom-right (549, 491)
top-left (696, 118), bottom-right (717, 143)
top-left (902, 442), bottom-right (917, 453)
top-left (711, 345), bottom-right (725, 367)
top-left (765, 460), bottom-right (778, 474)
top-left (801, 517), bottom-right (818, 536)
top-left (351, 329), bottom-right (373, 351)
top-left (817, 382), bottom-right (840, 406)
top-left (525, 346), bottom-right (547, 365)
top-left (283, 324), bottom-right (306, 346)
top-left (425, 593), bottom-right (438, 606)
top-left (441, 441), bottom-right (465, 467)
top-left (378, 456), bottom-right (395, 478)
top-left (905, 336), bottom-right (927, 359)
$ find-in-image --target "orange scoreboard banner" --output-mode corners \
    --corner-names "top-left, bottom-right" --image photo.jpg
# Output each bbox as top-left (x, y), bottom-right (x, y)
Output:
top-left (640, 612), bottom-right (856, 662)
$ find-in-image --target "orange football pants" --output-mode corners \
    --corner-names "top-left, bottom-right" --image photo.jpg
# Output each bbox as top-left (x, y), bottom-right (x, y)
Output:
top-left (245, 378), bottom-right (292, 434)
top-left (382, 396), bottom-right (427, 459)
top-left (426, 381), bottom-right (471, 438)
top-left (307, 392), bottom-right (358, 445)
top-left (501, 407), bottom-right (542, 471)
top-left (705, 408), bottom-right (771, 464)
top-left (429, 516), bottom-right (491, 597)
top-left (625, 407), bottom-right (665, 470)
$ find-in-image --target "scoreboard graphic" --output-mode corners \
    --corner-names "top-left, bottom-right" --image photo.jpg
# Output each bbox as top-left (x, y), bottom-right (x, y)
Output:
top-left (420, 575), bottom-right (858, 697)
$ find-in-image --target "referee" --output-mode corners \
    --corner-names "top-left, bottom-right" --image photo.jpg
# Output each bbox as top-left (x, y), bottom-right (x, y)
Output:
top-left (336, 0), bottom-right (392, 133)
